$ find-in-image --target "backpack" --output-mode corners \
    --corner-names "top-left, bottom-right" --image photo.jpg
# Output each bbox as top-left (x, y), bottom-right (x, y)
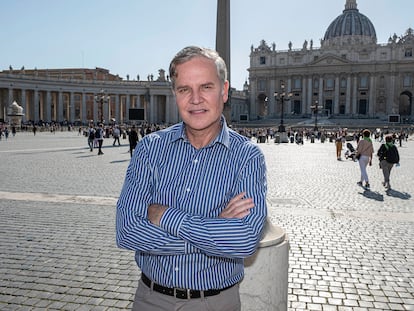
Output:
top-left (88, 129), bottom-right (95, 140)
top-left (385, 145), bottom-right (399, 164)
top-left (95, 128), bottom-right (101, 139)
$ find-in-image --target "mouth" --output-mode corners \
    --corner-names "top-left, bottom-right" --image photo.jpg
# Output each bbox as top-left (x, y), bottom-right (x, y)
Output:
top-left (189, 109), bottom-right (207, 115)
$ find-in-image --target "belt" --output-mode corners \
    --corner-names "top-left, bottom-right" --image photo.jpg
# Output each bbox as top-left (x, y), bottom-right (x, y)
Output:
top-left (141, 273), bottom-right (235, 299)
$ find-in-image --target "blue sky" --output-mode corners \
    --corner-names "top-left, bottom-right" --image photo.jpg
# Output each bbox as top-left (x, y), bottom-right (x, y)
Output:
top-left (1, 0), bottom-right (413, 90)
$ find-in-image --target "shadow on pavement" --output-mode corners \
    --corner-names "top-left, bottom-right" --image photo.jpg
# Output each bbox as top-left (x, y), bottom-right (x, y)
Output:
top-left (385, 188), bottom-right (411, 200)
top-left (360, 190), bottom-right (384, 201)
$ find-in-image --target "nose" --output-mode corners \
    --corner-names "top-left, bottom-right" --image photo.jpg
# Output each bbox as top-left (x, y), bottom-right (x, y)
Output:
top-left (190, 89), bottom-right (202, 105)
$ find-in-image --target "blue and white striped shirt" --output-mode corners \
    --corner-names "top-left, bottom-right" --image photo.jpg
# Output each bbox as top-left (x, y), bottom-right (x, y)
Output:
top-left (116, 117), bottom-right (267, 290)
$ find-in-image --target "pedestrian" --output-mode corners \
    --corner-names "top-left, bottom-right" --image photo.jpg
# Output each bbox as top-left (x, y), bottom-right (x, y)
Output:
top-left (335, 134), bottom-right (343, 160)
top-left (116, 46), bottom-right (268, 311)
top-left (95, 123), bottom-right (104, 155)
top-left (112, 125), bottom-right (121, 146)
top-left (377, 135), bottom-right (400, 189)
top-left (128, 125), bottom-right (139, 157)
top-left (356, 129), bottom-right (374, 189)
top-left (87, 124), bottom-right (95, 152)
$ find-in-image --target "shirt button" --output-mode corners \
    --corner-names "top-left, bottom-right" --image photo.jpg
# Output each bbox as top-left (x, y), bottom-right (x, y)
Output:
top-left (175, 267), bottom-right (179, 272)
top-left (186, 188), bottom-right (191, 192)
top-left (193, 159), bottom-right (198, 163)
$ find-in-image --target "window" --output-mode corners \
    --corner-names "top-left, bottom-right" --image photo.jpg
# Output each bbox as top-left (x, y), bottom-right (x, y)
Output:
top-left (258, 80), bottom-right (266, 92)
top-left (313, 79), bottom-right (319, 89)
top-left (403, 76), bottom-right (411, 87)
top-left (360, 76), bottom-right (368, 89)
top-left (260, 56), bottom-right (266, 65)
top-left (340, 78), bottom-right (347, 88)
top-left (294, 78), bottom-right (301, 89)
top-left (325, 78), bottom-right (334, 89)
top-left (405, 48), bottom-right (413, 57)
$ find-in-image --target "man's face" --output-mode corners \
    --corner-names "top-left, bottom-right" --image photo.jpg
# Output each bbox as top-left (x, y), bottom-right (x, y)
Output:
top-left (173, 56), bottom-right (229, 134)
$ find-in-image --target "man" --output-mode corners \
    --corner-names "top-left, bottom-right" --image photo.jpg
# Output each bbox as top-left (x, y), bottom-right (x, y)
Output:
top-left (128, 125), bottom-right (139, 157)
top-left (112, 125), bottom-right (121, 146)
top-left (87, 124), bottom-right (95, 152)
top-left (377, 135), bottom-right (400, 190)
top-left (95, 123), bottom-right (104, 155)
top-left (116, 46), bottom-right (267, 311)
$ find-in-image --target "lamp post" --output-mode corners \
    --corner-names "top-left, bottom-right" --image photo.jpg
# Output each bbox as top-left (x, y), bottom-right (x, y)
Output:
top-left (94, 89), bottom-right (110, 125)
top-left (274, 82), bottom-right (292, 142)
top-left (310, 100), bottom-right (323, 132)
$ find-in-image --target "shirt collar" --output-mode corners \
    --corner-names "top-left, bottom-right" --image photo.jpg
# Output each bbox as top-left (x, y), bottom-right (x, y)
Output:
top-left (171, 115), bottom-right (230, 149)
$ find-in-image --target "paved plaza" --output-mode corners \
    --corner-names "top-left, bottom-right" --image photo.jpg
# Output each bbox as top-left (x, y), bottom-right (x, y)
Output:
top-left (0, 129), bottom-right (413, 310)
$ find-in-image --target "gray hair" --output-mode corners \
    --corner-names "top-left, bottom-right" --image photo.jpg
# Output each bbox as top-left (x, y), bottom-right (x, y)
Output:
top-left (169, 46), bottom-right (227, 89)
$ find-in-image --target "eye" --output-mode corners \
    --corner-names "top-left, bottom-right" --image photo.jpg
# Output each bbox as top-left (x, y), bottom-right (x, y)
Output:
top-left (176, 87), bottom-right (189, 94)
top-left (201, 83), bottom-right (214, 90)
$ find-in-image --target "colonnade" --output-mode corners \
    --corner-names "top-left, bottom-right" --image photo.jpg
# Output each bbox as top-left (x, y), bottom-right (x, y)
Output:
top-left (0, 74), bottom-right (178, 126)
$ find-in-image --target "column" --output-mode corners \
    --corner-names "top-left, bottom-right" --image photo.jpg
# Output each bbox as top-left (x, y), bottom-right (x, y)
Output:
top-left (301, 76), bottom-right (307, 115)
top-left (106, 95), bottom-right (111, 123)
top-left (307, 77), bottom-right (313, 114)
top-left (93, 96), bottom-right (98, 123)
top-left (34, 89), bottom-right (39, 122)
top-left (70, 92), bottom-right (75, 123)
top-left (240, 221), bottom-right (289, 311)
top-left (369, 76), bottom-right (375, 116)
top-left (8, 88), bottom-right (13, 105)
top-left (21, 89), bottom-right (27, 122)
top-left (46, 91), bottom-right (52, 122)
top-left (115, 95), bottom-right (120, 123)
top-left (150, 94), bottom-right (156, 124)
top-left (352, 76), bottom-right (358, 114)
top-left (125, 94), bottom-right (130, 123)
top-left (334, 77), bottom-right (340, 114)
top-left (286, 79), bottom-right (292, 113)
top-left (249, 80), bottom-right (257, 120)
top-left (58, 91), bottom-right (64, 122)
top-left (268, 79), bottom-right (275, 117)
top-left (82, 93), bottom-right (87, 124)
top-left (389, 74), bottom-right (396, 114)
top-left (318, 77), bottom-right (323, 106)
top-left (346, 76), bottom-right (351, 115)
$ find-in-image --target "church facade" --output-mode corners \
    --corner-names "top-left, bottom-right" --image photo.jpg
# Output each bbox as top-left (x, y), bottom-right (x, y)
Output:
top-left (248, 0), bottom-right (414, 124)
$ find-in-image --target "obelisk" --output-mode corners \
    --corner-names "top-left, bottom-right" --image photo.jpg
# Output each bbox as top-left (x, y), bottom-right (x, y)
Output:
top-left (215, 0), bottom-right (231, 118)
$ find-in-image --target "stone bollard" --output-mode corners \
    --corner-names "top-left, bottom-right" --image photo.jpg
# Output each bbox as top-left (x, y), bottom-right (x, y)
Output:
top-left (240, 219), bottom-right (289, 311)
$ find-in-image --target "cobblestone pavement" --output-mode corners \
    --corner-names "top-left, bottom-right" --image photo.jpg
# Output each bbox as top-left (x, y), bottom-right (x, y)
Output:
top-left (0, 130), bottom-right (413, 310)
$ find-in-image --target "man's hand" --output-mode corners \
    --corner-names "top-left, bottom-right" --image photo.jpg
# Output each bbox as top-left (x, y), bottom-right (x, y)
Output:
top-left (219, 192), bottom-right (254, 219)
top-left (148, 204), bottom-right (168, 226)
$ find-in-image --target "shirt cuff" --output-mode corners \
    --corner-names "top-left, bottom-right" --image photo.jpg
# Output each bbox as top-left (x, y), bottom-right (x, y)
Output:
top-left (160, 207), bottom-right (187, 237)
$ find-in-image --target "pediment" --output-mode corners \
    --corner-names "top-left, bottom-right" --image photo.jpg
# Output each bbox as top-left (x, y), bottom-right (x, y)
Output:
top-left (309, 54), bottom-right (350, 66)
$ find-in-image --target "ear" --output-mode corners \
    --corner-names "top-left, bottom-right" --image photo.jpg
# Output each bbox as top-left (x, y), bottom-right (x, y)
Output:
top-left (222, 80), bottom-right (229, 102)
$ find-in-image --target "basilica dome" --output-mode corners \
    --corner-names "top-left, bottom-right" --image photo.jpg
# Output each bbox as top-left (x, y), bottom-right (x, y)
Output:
top-left (323, 0), bottom-right (377, 46)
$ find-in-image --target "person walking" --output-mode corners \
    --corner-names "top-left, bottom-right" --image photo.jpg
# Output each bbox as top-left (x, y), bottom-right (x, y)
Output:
top-left (335, 134), bottom-right (343, 160)
top-left (128, 125), bottom-right (139, 157)
top-left (87, 125), bottom-right (95, 152)
top-left (356, 129), bottom-right (374, 189)
top-left (112, 125), bottom-right (121, 146)
top-left (377, 135), bottom-right (400, 189)
top-left (95, 123), bottom-right (104, 155)
top-left (116, 46), bottom-right (267, 311)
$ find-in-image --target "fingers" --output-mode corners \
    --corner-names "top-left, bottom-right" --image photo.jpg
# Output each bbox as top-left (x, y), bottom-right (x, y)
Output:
top-left (219, 192), bottom-right (255, 219)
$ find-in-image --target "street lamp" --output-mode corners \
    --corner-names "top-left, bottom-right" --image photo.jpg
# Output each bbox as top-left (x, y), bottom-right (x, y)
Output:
top-left (94, 89), bottom-right (110, 124)
top-left (274, 82), bottom-right (292, 133)
top-left (310, 100), bottom-right (323, 132)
